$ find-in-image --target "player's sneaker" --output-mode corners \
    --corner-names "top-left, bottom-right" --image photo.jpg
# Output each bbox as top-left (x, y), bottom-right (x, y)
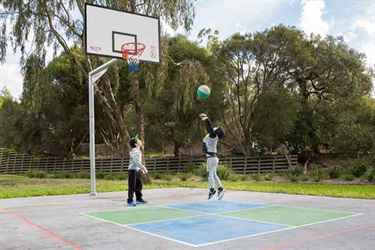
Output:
top-left (218, 188), bottom-right (225, 200)
top-left (207, 190), bottom-right (216, 200)
top-left (127, 201), bottom-right (137, 207)
top-left (136, 199), bottom-right (148, 204)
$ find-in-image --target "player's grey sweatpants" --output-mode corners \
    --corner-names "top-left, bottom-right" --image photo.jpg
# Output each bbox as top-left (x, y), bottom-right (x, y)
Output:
top-left (206, 156), bottom-right (222, 189)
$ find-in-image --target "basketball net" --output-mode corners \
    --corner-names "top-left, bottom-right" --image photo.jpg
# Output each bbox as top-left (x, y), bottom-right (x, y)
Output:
top-left (121, 42), bottom-right (146, 72)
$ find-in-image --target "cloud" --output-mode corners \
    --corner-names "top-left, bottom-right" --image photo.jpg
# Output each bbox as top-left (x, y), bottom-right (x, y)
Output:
top-left (299, 0), bottom-right (330, 37)
top-left (191, 0), bottom-right (288, 40)
top-left (341, 2), bottom-right (375, 67)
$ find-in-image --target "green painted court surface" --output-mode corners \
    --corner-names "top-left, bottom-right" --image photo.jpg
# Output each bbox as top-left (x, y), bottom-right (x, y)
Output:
top-left (86, 206), bottom-right (203, 225)
top-left (221, 205), bottom-right (356, 226)
top-left (84, 201), bottom-right (359, 246)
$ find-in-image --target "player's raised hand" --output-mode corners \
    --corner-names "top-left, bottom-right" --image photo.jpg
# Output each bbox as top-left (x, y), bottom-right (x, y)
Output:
top-left (199, 113), bottom-right (208, 121)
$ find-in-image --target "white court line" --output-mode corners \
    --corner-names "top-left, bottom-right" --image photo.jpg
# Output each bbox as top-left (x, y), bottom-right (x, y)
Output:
top-left (121, 225), bottom-right (197, 247)
top-left (82, 200), bottom-right (363, 248)
top-left (193, 212), bottom-right (363, 247)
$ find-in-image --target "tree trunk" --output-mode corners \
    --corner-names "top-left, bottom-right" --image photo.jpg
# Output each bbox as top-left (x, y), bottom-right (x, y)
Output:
top-left (173, 142), bottom-right (181, 157)
top-left (95, 76), bottom-right (131, 155)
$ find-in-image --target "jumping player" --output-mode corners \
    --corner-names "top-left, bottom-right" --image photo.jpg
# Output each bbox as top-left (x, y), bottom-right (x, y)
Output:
top-left (199, 113), bottom-right (226, 200)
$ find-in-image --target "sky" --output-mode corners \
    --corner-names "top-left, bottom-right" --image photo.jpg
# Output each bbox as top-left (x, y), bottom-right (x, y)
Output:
top-left (1, 0), bottom-right (374, 100)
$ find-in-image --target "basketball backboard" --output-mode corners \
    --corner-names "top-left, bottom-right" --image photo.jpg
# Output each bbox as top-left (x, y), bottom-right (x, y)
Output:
top-left (85, 3), bottom-right (160, 63)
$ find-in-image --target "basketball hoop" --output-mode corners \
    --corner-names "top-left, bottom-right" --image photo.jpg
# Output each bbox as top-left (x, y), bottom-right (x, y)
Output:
top-left (121, 42), bottom-right (146, 72)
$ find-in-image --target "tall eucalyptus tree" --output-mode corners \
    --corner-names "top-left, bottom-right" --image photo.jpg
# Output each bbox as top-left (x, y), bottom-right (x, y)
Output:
top-left (0, 0), bottom-right (195, 155)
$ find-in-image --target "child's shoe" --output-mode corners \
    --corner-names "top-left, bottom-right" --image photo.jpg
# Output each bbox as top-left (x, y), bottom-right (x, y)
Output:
top-left (136, 199), bottom-right (148, 204)
top-left (218, 187), bottom-right (225, 200)
top-left (207, 189), bottom-right (216, 200)
top-left (127, 200), bottom-right (137, 207)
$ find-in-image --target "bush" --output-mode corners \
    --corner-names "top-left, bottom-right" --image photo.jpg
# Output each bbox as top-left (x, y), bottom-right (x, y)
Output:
top-left (264, 173), bottom-right (273, 181)
top-left (197, 164), bottom-right (232, 181)
top-left (96, 172), bottom-right (107, 179)
top-left (300, 175), bottom-right (309, 182)
top-left (252, 173), bottom-right (261, 181)
top-left (161, 173), bottom-right (173, 181)
top-left (341, 174), bottom-right (355, 181)
top-left (74, 172), bottom-right (91, 179)
top-left (284, 172), bottom-right (299, 182)
top-left (198, 164), bottom-right (208, 179)
top-left (350, 163), bottom-right (367, 177)
top-left (284, 165), bottom-right (303, 182)
top-left (52, 172), bottom-right (75, 179)
top-left (289, 165), bottom-right (304, 176)
top-left (151, 173), bottom-right (162, 179)
top-left (327, 165), bottom-right (343, 179)
top-left (310, 168), bottom-right (325, 182)
top-left (179, 173), bottom-right (189, 181)
top-left (25, 170), bottom-right (48, 178)
top-left (366, 167), bottom-right (375, 182)
top-left (184, 163), bottom-right (198, 174)
top-left (217, 164), bottom-right (233, 180)
top-left (229, 174), bottom-right (241, 182)
top-left (104, 173), bottom-right (127, 180)
top-left (240, 174), bottom-right (248, 181)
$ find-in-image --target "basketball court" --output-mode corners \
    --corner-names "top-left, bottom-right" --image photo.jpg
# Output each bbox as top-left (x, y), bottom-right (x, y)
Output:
top-left (1, 188), bottom-right (374, 249)
top-left (2, 4), bottom-right (373, 250)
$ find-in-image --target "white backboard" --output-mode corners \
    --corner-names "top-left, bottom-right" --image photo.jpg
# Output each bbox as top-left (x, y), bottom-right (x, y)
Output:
top-left (85, 3), bottom-right (160, 63)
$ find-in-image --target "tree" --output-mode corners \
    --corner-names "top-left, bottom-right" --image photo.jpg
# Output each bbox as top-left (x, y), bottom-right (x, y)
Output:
top-left (211, 27), bottom-right (306, 156)
top-left (0, 88), bottom-right (22, 148)
top-left (0, 0), bottom-right (196, 155)
top-left (144, 35), bottom-right (214, 156)
top-left (285, 34), bottom-right (373, 156)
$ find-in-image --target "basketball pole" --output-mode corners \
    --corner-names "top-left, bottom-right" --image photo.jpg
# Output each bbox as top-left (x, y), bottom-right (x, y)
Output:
top-left (88, 58), bottom-right (118, 196)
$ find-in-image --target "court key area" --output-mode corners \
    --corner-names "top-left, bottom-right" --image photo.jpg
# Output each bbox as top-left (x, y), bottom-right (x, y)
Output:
top-left (84, 200), bottom-right (358, 247)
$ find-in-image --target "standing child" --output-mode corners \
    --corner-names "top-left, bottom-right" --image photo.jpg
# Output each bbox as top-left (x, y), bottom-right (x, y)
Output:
top-left (127, 134), bottom-right (149, 206)
top-left (199, 113), bottom-right (226, 200)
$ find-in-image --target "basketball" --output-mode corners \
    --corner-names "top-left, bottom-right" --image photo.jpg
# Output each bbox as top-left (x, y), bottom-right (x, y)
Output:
top-left (197, 85), bottom-right (211, 98)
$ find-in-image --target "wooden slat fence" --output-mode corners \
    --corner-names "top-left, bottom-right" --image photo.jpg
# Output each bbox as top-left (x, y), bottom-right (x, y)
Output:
top-left (0, 148), bottom-right (297, 175)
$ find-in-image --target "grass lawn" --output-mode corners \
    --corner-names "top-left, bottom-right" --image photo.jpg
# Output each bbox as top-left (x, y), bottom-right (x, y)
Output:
top-left (0, 174), bottom-right (374, 199)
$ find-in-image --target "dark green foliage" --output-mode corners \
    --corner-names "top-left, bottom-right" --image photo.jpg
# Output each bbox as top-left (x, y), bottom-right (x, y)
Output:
top-left (300, 175), bottom-right (309, 182)
top-left (252, 90), bottom-right (299, 149)
top-left (74, 172), bottom-right (91, 179)
top-left (103, 173), bottom-right (127, 180)
top-left (95, 172), bottom-right (107, 179)
top-left (52, 172), bottom-right (74, 179)
top-left (179, 173), bottom-right (189, 181)
top-left (198, 164), bottom-right (208, 179)
top-left (327, 165), bottom-right (343, 179)
top-left (184, 163), bottom-right (198, 174)
top-left (25, 170), bottom-right (48, 178)
top-left (289, 165), bottom-right (304, 176)
top-left (310, 168), bottom-right (325, 182)
top-left (252, 173), bottom-right (261, 181)
top-left (341, 174), bottom-right (355, 181)
top-left (217, 164), bottom-right (233, 180)
top-left (151, 173), bottom-right (163, 179)
top-left (197, 164), bottom-right (232, 180)
top-left (284, 165), bottom-right (304, 182)
top-left (350, 163), bottom-right (367, 177)
top-left (366, 167), bottom-right (375, 182)
top-left (284, 172), bottom-right (299, 182)
top-left (264, 173), bottom-right (273, 181)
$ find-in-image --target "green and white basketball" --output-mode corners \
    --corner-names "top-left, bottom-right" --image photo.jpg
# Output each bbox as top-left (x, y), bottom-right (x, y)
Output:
top-left (197, 85), bottom-right (211, 99)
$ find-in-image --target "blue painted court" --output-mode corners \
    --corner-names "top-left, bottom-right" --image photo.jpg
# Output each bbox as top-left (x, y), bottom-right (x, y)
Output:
top-left (85, 200), bottom-right (358, 247)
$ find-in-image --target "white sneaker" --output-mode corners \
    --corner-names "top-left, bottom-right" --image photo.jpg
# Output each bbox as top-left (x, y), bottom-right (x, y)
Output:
top-left (208, 190), bottom-right (216, 200)
top-left (218, 188), bottom-right (225, 200)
